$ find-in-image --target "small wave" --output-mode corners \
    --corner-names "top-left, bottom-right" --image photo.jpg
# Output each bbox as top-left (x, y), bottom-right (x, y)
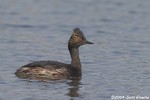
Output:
top-left (3, 23), bottom-right (48, 29)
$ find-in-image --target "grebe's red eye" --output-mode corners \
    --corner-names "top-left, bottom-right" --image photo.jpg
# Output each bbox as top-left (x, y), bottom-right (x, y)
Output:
top-left (80, 37), bottom-right (85, 44)
top-left (81, 37), bottom-right (84, 40)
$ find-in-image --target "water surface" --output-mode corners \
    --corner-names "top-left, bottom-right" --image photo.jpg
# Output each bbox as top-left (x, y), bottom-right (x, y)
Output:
top-left (0, 0), bottom-right (150, 100)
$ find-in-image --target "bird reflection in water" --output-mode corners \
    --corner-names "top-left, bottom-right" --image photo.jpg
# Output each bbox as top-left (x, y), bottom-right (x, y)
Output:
top-left (66, 77), bottom-right (82, 100)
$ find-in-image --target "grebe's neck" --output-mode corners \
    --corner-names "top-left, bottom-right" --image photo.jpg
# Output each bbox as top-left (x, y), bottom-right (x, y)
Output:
top-left (69, 47), bottom-right (81, 68)
top-left (68, 46), bottom-right (82, 75)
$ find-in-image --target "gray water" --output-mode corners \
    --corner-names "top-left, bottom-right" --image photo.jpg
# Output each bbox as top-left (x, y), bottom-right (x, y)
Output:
top-left (0, 0), bottom-right (150, 100)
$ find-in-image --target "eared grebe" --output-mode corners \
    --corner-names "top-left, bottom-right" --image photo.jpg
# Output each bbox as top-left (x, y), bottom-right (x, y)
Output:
top-left (15, 28), bottom-right (93, 80)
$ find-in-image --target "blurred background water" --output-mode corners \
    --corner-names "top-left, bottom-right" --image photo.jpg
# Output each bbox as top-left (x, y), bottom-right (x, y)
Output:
top-left (0, 0), bottom-right (150, 100)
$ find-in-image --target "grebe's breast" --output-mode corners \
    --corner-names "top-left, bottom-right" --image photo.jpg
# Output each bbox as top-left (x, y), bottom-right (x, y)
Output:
top-left (15, 61), bottom-right (71, 80)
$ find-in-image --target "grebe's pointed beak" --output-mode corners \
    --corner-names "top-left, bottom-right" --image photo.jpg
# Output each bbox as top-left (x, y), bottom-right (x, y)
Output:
top-left (85, 40), bottom-right (94, 44)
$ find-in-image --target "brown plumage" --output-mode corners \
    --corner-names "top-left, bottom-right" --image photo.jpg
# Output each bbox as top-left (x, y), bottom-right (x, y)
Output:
top-left (15, 28), bottom-right (93, 80)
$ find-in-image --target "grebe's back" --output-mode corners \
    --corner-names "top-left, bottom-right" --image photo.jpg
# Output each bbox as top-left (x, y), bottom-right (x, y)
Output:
top-left (15, 61), bottom-right (71, 80)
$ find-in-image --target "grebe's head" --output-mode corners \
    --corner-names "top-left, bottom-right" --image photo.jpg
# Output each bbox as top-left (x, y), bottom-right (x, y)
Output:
top-left (68, 28), bottom-right (93, 48)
